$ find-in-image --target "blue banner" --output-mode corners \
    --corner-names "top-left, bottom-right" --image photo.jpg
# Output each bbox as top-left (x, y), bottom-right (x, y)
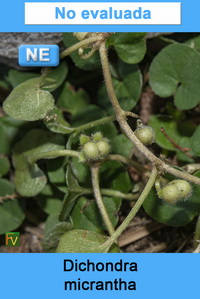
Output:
top-left (0, 253), bottom-right (199, 298)
top-left (0, 0), bottom-right (199, 32)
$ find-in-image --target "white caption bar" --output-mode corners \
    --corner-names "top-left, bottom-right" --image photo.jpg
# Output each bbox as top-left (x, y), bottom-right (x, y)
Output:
top-left (25, 2), bottom-right (181, 25)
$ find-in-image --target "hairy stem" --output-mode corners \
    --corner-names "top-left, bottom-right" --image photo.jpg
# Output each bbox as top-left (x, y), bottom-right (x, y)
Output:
top-left (107, 154), bottom-right (147, 174)
top-left (99, 167), bottom-right (158, 252)
top-left (60, 36), bottom-right (103, 59)
top-left (183, 164), bottom-right (200, 174)
top-left (62, 112), bottom-right (138, 134)
top-left (91, 165), bottom-right (115, 236)
top-left (74, 115), bottom-right (116, 132)
top-left (28, 149), bottom-right (81, 164)
top-left (99, 41), bottom-right (200, 186)
top-left (99, 189), bottom-right (138, 200)
top-left (80, 187), bottom-right (138, 200)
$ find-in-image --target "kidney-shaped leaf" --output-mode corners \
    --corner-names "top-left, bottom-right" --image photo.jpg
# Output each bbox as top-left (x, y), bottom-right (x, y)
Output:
top-left (3, 78), bottom-right (55, 121)
top-left (111, 33), bottom-right (146, 64)
top-left (14, 165), bottom-right (47, 197)
top-left (149, 44), bottom-right (200, 110)
top-left (55, 229), bottom-right (120, 253)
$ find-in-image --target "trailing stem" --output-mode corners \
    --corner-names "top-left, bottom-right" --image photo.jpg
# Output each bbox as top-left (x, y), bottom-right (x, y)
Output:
top-left (99, 167), bottom-right (158, 252)
top-left (106, 154), bottom-right (147, 174)
top-left (80, 187), bottom-right (138, 200)
top-left (60, 35), bottom-right (104, 59)
top-left (99, 41), bottom-right (200, 186)
top-left (91, 165), bottom-right (115, 236)
top-left (28, 149), bottom-right (81, 164)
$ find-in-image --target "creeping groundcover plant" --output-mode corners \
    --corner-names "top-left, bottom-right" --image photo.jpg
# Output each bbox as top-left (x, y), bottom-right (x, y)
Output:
top-left (1, 32), bottom-right (200, 252)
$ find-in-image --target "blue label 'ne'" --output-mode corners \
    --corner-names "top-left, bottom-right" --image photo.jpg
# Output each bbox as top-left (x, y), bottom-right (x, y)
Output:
top-left (18, 45), bottom-right (59, 67)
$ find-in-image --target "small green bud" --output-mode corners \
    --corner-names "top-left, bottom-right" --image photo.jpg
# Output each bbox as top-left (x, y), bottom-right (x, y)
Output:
top-left (135, 126), bottom-right (155, 145)
top-left (82, 142), bottom-right (99, 160)
top-left (73, 32), bottom-right (89, 41)
top-left (78, 47), bottom-right (84, 56)
top-left (79, 134), bottom-right (91, 145)
top-left (96, 140), bottom-right (110, 157)
top-left (93, 132), bottom-right (103, 142)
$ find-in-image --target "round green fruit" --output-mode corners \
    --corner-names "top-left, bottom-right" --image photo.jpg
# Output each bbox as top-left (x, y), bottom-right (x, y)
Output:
top-left (173, 179), bottom-right (192, 198)
top-left (135, 126), bottom-right (155, 145)
top-left (158, 179), bottom-right (192, 204)
top-left (96, 140), bottom-right (110, 156)
top-left (82, 142), bottom-right (99, 160)
top-left (159, 184), bottom-right (181, 204)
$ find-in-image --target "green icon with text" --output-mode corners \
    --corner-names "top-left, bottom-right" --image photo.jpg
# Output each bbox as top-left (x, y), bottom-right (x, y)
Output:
top-left (5, 232), bottom-right (20, 247)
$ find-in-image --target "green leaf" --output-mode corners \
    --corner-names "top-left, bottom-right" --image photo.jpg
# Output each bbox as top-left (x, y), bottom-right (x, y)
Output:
top-left (98, 60), bottom-right (142, 114)
top-left (71, 104), bottom-right (105, 126)
top-left (57, 83), bottom-right (89, 116)
top-left (71, 197), bottom-right (101, 232)
top-left (112, 33), bottom-right (146, 64)
top-left (149, 44), bottom-right (200, 110)
top-left (6, 61), bottom-right (68, 93)
top-left (71, 104), bottom-right (118, 138)
top-left (13, 129), bottom-right (65, 170)
top-left (143, 171), bottom-right (200, 227)
top-left (100, 161), bottom-right (132, 193)
top-left (59, 165), bottom-right (84, 221)
top-left (42, 61), bottom-right (68, 92)
top-left (191, 125), bottom-right (200, 155)
top-left (0, 121), bottom-right (10, 154)
top-left (70, 158), bottom-right (91, 187)
top-left (0, 156), bottom-right (10, 177)
top-left (71, 196), bottom-right (121, 233)
top-left (0, 116), bottom-right (27, 155)
top-left (62, 33), bottom-right (100, 70)
top-left (185, 35), bottom-right (200, 51)
top-left (55, 229), bottom-right (120, 253)
top-left (14, 165), bottom-right (47, 197)
top-left (6, 69), bottom-right (39, 88)
top-left (46, 157), bottom-right (68, 193)
top-left (44, 108), bottom-right (72, 134)
top-left (12, 129), bottom-right (65, 196)
top-left (71, 158), bottom-right (132, 194)
top-left (149, 115), bottom-right (194, 158)
top-left (110, 134), bottom-right (133, 157)
top-left (43, 214), bottom-right (73, 252)
top-left (36, 184), bottom-right (63, 215)
top-left (0, 179), bottom-right (25, 234)
top-left (3, 78), bottom-right (55, 121)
